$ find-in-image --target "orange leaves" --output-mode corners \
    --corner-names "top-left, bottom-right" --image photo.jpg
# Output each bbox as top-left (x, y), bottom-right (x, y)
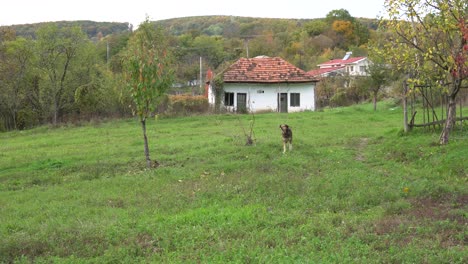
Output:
top-left (332, 20), bottom-right (354, 37)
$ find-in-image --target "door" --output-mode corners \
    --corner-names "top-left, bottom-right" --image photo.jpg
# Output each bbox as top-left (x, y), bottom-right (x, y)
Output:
top-left (278, 93), bottom-right (288, 113)
top-left (237, 93), bottom-right (247, 113)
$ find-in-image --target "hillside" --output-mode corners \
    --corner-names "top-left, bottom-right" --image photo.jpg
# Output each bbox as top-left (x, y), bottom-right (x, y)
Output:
top-left (155, 15), bottom-right (379, 37)
top-left (2, 15), bottom-right (379, 41)
top-left (155, 16), bottom-right (313, 37)
top-left (0, 20), bottom-right (131, 39)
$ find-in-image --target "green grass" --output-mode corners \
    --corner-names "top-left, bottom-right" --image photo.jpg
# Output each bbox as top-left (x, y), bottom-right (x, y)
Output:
top-left (1, 101), bottom-right (467, 263)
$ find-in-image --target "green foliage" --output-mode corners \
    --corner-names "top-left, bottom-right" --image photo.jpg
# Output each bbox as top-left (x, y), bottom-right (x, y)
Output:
top-left (0, 36), bottom-right (35, 130)
top-left (36, 24), bottom-right (92, 124)
top-left (123, 19), bottom-right (174, 121)
top-left (326, 9), bottom-right (371, 48)
top-left (0, 21), bottom-right (130, 39)
top-left (122, 18), bottom-right (175, 168)
top-left (0, 104), bottom-right (466, 262)
top-left (330, 88), bottom-right (352, 107)
top-left (1, 13), bottom-right (384, 130)
top-left (304, 19), bottom-right (328, 37)
top-left (326, 9), bottom-right (355, 24)
top-left (193, 35), bottom-right (226, 69)
top-left (380, 0), bottom-right (468, 144)
top-left (157, 94), bottom-right (209, 116)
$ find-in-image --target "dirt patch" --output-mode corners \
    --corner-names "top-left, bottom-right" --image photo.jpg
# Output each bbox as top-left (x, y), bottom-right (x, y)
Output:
top-left (409, 195), bottom-right (467, 224)
top-left (373, 194), bottom-right (467, 247)
top-left (355, 137), bottom-right (369, 161)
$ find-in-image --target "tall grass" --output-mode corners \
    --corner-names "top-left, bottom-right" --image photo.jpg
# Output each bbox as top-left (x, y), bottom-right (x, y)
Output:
top-left (0, 101), bottom-right (466, 263)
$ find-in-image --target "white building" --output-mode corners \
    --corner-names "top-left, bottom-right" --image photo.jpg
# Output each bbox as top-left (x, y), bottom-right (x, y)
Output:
top-left (207, 56), bottom-right (317, 113)
top-left (308, 52), bottom-right (371, 78)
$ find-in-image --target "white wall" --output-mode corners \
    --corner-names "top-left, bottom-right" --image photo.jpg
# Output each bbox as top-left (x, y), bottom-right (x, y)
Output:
top-left (346, 59), bottom-right (370, 76)
top-left (220, 82), bottom-right (315, 112)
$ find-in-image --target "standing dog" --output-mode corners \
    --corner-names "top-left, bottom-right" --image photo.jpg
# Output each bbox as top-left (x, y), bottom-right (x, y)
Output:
top-left (279, 124), bottom-right (293, 153)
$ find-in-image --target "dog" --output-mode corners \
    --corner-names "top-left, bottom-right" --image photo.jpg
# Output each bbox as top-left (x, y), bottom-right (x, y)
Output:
top-left (279, 124), bottom-right (293, 153)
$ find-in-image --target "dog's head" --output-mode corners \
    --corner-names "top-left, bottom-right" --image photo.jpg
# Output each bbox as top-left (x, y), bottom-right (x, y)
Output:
top-left (279, 124), bottom-right (289, 132)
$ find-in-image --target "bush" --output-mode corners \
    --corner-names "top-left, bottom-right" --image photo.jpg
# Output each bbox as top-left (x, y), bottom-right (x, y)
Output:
top-left (158, 94), bottom-right (209, 116)
top-left (17, 108), bottom-right (41, 130)
top-left (330, 88), bottom-right (351, 107)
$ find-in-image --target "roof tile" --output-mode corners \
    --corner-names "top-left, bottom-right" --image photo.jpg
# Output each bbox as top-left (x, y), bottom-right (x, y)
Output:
top-left (224, 56), bottom-right (317, 83)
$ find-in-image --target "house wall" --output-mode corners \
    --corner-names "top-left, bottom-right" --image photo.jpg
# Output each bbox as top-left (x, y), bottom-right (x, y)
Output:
top-left (220, 82), bottom-right (315, 112)
top-left (346, 59), bottom-right (370, 76)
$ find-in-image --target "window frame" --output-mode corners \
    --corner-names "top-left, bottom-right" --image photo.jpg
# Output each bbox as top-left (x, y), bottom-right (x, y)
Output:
top-left (290, 93), bottom-right (300, 107)
top-left (224, 92), bottom-right (234, 106)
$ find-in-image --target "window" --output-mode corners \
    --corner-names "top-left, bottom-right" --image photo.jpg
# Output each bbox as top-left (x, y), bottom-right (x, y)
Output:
top-left (290, 93), bottom-right (300, 107)
top-left (224, 92), bottom-right (234, 106)
top-left (349, 66), bottom-right (354, 72)
top-left (360, 66), bottom-right (367, 72)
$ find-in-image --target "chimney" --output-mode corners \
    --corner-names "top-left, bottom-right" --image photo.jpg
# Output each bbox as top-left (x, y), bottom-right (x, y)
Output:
top-left (343, 51), bottom-right (352, 60)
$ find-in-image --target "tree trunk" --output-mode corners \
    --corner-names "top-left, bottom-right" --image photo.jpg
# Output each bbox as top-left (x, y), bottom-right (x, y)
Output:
top-left (141, 119), bottom-right (152, 168)
top-left (373, 90), bottom-right (378, 111)
top-left (53, 100), bottom-right (58, 126)
top-left (403, 81), bottom-right (409, 132)
top-left (12, 110), bottom-right (17, 130)
top-left (439, 94), bottom-right (457, 145)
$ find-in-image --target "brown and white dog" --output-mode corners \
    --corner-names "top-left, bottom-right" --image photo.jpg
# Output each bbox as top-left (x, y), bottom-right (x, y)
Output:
top-left (279, 124), bottom-right (293, 153)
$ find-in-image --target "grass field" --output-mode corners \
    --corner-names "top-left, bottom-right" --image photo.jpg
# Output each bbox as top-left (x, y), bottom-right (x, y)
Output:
top-left (0, 101), bottom-right (466, 263)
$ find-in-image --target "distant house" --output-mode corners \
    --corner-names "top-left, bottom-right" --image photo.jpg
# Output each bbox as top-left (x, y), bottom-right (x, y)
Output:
top-left (308, 52), bottom-right (370, 78)
top-left (207, 56), bottom-right (317, 113)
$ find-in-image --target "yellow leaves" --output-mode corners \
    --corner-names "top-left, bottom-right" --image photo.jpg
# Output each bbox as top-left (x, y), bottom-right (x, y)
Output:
top-left (332, 20), bottom-right (353, 37)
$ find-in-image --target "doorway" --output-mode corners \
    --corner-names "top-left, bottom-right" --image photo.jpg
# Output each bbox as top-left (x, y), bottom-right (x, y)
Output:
top-left (278, 93), bottom-right (288, 113)
top-left (237, 93), bottom-right (247, 113)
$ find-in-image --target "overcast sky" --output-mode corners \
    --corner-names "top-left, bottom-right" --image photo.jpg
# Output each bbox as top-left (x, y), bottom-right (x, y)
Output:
top-left (1, 0), bottom-right (386, 27)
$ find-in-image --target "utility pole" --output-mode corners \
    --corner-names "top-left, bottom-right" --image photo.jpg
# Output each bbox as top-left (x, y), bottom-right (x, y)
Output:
top-left (245, 39), bottom-right (249, 58)
top-left (106, 40), bottom-right (110, 69)
top-left (199, 56), bottom-right (203, 92)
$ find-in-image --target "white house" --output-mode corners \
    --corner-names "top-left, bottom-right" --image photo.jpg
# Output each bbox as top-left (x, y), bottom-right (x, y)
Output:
top-left (308, 52), bottom-right (371, 78)
top-left (207, 56), bottom-right (317, 113)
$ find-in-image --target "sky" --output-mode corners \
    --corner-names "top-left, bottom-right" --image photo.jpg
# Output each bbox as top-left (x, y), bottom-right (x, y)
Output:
top-left (1, 0), bottom-right (386, 27)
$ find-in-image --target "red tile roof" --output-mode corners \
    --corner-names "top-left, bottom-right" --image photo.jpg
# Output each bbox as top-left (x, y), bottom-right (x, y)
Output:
top-left (223, 56), bottom-right (317, 83)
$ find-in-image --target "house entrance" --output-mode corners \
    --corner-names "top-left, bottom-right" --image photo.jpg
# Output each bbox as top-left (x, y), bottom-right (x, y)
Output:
top-left (278, 93), bottom-right (288, 113)
top-left (237, 93), bottom-right (247, 113)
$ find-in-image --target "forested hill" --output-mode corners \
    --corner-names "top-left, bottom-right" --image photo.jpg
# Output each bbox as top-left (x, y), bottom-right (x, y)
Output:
top-left (154, 15), bottom-right (379, 37)
top-left (155, 16), bottom-right (312, 37)
top-left (2, 15), bottom-right (379, 40)
top-left (1, 21), bottom-right (131, 39)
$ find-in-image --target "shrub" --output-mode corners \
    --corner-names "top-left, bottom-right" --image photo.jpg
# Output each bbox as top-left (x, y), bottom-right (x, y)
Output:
top-left (158, 94), bottom-right (209, 116)
top-left (17, 108), bottom-right (41, 130)
top-left (330, 88), bottom-right (351, 107)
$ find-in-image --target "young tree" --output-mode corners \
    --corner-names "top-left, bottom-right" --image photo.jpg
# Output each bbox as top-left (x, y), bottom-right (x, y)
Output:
top-left (123, 19), bottom-right (174, 168)
top-left (365, 57), bottom-right (393, 111)
top-left (381, 0), bottom-right (467, 144)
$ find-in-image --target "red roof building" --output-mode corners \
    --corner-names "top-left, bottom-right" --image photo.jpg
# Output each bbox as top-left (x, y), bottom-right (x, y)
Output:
top-left (207, 56), bottom-right (317, 113)
top-left (308, 52), bottom-right (370, 78)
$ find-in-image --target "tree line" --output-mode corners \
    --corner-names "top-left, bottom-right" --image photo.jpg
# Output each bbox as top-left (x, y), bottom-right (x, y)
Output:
top-left (1, 2), bottom-right (465, 146)
top-left (0, 9), bottom-right (377, 131)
